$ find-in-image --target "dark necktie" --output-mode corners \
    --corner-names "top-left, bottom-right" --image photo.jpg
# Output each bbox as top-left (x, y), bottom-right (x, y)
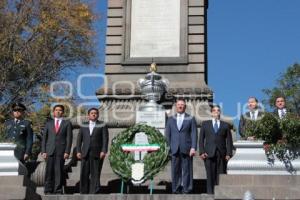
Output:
top-left (213, 121), bottom-right (219, 133)
top-left (251, 112), bottom-right (255, 120)
top-left (280, 109), bottom-right (286, 118)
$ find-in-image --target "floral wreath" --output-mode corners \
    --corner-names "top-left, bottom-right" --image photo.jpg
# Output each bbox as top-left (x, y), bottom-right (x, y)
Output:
top-left (109, 124), bottom-right (169, 182)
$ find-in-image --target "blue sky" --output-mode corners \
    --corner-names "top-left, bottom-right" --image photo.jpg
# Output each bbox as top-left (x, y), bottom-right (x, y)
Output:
top-left (207, 0), bottom-right (300, 126)
top-left (69, 0), bottom-right (300, 127)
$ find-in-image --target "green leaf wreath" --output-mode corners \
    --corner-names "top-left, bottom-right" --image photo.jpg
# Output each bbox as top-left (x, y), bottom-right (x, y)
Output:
top-left (109, 124), bottom-right (170, 182)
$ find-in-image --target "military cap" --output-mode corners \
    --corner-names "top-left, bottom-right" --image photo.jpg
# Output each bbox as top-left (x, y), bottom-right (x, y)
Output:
top-left (11, 102), bottom-right (26, 111)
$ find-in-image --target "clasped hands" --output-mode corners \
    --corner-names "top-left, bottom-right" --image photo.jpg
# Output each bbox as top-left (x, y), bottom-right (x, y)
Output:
top-left (76, 152), bottom-right (106, 160)
top-left (42, 153), bottom-right (69, 160)
top-left (199, 152), bottom-right (230, 161)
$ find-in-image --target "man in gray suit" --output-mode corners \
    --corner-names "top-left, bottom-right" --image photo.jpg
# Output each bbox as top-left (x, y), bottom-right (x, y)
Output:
top-left (42, 104), bottom-right (73, 194)
top-left (165, 98), bottom-right (197, 194)
top-left (199, 105), bottom-right (233, 194)
top-left (76, 108), bottom-right (109, 194)
top-left (239, 97), bottom-right (264, 138)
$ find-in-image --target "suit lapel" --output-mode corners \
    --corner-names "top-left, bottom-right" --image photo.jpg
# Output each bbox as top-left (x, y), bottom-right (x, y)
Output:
top-left (50, 119), bottom-right (56, 134)
top-left (82, 122), bottom-right (90, 136)
top-left (90, 124), bottom-right (97, 136)
top-left (171, 115), bottom-right (179, 131)
top-left (57, 120), bottom-right (65, 134)
top-left (246, 112), bottom-right (251, 118)
top-left (90, 120), bottom-right (100, 136)
top-left (210, 120), bottom-right (223, 135)
top-left (179, 113), bottom-right (187, 131)
top-left (209, 120), bottom-right (216, 134)
top-left (174, 113), bottom-right (187, 132)
top-left (217, 121), bottom-right (224, 134)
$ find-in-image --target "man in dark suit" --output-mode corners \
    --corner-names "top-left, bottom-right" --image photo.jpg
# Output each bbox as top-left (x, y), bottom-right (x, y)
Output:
top-left (238, 97), bottom-right (264, 138)
top-left (76, 108), bottom-right (109, 194)
top-left (199, 105), bottom-right (233, 194)
top-left (4, 103), bottom-right (33, 163)
top-left (165, 98), bottom-right (197, 194)
top-left (274, 96), bottom-right (288, 119)
top-left (42, 104), bottom-right (73, 194)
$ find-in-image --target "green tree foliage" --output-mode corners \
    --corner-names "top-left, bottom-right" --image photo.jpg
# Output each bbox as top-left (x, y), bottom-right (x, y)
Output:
top-left (243, 113), bottom-right (281, 144)
top-left (0, 0), bottom-right (96, 112)
top-left (263, 63), bottom-right (300, 116)
top-left (0, 84), bottom-right (86, 159)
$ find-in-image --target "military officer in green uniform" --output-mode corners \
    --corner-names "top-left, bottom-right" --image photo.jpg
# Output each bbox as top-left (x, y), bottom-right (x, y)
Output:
top-left (4, 103), bottom-right (33, 162)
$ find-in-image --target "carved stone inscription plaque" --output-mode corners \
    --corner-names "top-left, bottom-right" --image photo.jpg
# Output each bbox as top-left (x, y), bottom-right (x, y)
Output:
top-left (130, 0), bottom-right (180, 58)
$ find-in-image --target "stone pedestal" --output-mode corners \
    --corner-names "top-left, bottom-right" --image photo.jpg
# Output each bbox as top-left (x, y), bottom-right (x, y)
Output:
top-left (0, 143), bottom-right (20, 176)
top-left (227, 140), bottom-right (300, 175)
top-left (136, 101), bottom-right (166, 135)
top-left (215, 140), bottom-right (300, 199)
top-left (215, 174), bottom-right (300, 199)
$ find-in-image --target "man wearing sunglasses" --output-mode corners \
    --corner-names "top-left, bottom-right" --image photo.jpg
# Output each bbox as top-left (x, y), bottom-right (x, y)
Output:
top-left (4, 103), bottom-right (33, 163)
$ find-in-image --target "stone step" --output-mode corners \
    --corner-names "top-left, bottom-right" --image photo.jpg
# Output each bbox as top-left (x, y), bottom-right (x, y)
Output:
top-left (68, 166), bottom-right (81, 180)
top-left (219, 174), bottom-right (300, 186)
top-left (100, 158), bottom-right (206, 183)
top-left (41, 194), bottom-right (214, 200)
top-left (214, 185), bottom-right (300, 200)
top-left (0, 185), bottom-right (40, 200)
top-left (0, 175), bottom-right (37, 190)
top-left (0, 186), bottom-right (27, 200)
top-left (0, 176), bottom-right (25, 186)
top-left (65, 160), bottom-right (206, 195)
top-left (100, 173), bottom-right (120, 185)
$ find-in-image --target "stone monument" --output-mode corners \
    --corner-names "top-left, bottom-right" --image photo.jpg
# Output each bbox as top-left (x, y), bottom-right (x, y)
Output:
top-left (96, 0), bottom-right (212, 129)
top-left (136, 63), bottom-right (168, 134)
top-left (95, 0), bottom-right (212, 193)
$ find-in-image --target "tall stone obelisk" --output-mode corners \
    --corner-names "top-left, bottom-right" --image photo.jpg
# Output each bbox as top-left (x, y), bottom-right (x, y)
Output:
top-left (96, 0), bottom-right (211, 192)
top-left (97, 0), bottom-right (211, 128)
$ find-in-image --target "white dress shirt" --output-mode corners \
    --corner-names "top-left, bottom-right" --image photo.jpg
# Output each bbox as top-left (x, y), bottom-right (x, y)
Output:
top-left (89, 121), bottom-right (96, 135)
top-left (14, 119), bottom-right (20, 124)
top-left (278, 108), bottom-right (287, 119)
top-left (54, 118), bottom-right (62, 126)
top-left (211, 119), bottom-right (220, 128)
top-left (250, 110), bottom-right (259, 120)
top-left (176, 113), bottom-right (185, 130)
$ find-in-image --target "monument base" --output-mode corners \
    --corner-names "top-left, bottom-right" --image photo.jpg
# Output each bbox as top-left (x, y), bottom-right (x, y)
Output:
top-left (215, 174), bottom-right (300, 199)
top-left (0, 175), bottom-right (40, 200)
top-left (0, 143), bottom-right (27, 176)
top-left (227, 140), bottom-right (300, 175)
top-left (40, 194), bottom-right (214, 200)
top-left (215, 140), bottom-right (300, 199)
